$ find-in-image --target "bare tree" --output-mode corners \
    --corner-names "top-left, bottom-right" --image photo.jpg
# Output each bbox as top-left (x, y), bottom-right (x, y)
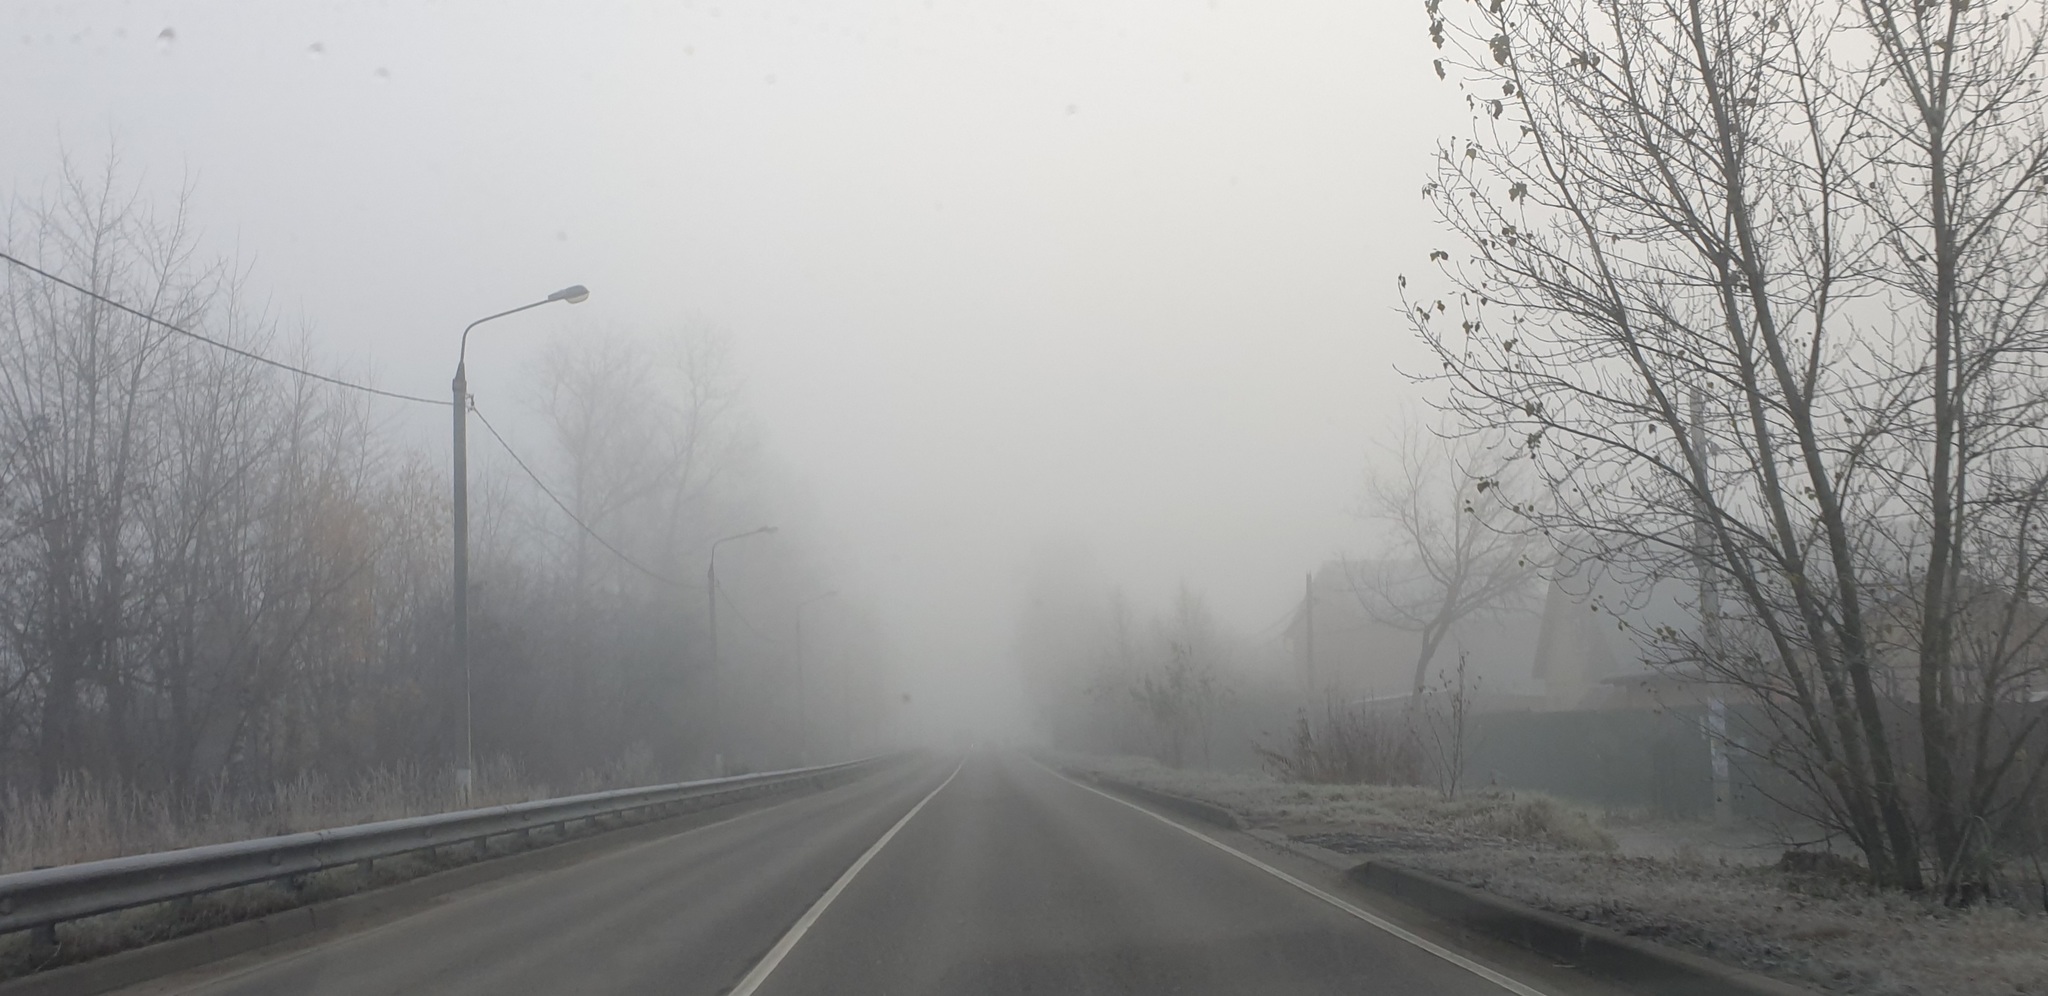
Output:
top-left (0, 152), bottom-right (879, 809)
top-left (1413, 0), bottom-right (2048, 897)
top-left (1348, 419), bottom-right (1540, 700)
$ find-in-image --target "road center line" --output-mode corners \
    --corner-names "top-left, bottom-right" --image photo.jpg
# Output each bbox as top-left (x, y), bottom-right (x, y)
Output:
top-left (726, 759), bottom-right (963, 996)
top-left (1039, 761), bottom-right (1555, 996)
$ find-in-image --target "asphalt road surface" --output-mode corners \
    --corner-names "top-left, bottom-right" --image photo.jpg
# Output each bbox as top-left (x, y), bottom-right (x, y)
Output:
top-left (117, 753), bottom-right (1561, 996)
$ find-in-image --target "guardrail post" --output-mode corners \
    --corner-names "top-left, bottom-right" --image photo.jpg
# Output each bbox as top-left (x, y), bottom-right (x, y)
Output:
top-left (28, 921), bottom-right (58, 960)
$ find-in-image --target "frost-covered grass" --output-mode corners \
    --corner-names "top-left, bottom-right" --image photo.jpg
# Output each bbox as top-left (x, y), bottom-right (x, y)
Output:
top-left (0, 754), bottom-right (661, 874)
top-left (1054, 752), bottom-right (2048, 996)
top-left (1410, 849), bottom-right (2048, 995)
top-left (1055, 752), bottom-right (1616, 852)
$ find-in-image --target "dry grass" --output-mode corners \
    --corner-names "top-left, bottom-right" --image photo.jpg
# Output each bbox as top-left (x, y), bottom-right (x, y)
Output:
top-left (0, 754), bottom-right (658, 874)
top-left (1410, 849), bottom-right (2048, 995)
top-left (1056, 752), bottom-right (2048, 996)
top-left (1058, 752), bottom-right (1616, 852)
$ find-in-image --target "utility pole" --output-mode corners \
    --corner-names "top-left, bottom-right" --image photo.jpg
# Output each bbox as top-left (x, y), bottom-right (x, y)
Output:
top-left (451, 284), bottom-right (588, 804)
top-left (1302, 571), bottom-right (1316, 700)
top-left (707, 526), bottom-right (776, 774)
top-left (794, 590), bottom-right (838, 765)
top-left (452, 362), bottom-right (471, 800)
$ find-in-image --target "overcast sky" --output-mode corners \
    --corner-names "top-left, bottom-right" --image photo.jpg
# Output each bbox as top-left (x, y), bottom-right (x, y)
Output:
top-left (2, 0), bottom-right (1458, 734)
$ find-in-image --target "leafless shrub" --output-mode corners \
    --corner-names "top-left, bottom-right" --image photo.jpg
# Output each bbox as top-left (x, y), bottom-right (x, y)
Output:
top-left (1418, 652), bottom-right (1482, 799)
top-left (3, 755), bottom-right (581, 874)
top-left (1256, 698), bottom-right (1422, 786)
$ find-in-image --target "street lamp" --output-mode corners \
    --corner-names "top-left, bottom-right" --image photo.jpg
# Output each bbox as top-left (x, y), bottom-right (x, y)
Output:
top-left (794, 590), bottom-right (838, 763)
top-left (707, 525), bottom-right (776, 773)
top-left (452, 284), bottom-right (588, 800)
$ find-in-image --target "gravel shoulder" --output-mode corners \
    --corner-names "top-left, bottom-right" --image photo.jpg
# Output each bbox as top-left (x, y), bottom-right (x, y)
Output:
top-left (1052, 753), bottom-right (2048, 996)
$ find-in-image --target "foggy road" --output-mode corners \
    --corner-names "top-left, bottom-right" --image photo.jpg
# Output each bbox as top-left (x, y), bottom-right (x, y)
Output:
top-left (117, 754), bottom-right (1548, 996)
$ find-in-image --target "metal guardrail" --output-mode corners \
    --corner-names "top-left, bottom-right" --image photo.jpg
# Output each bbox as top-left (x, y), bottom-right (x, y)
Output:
top-left (0, 755), bottom-right (889, 939)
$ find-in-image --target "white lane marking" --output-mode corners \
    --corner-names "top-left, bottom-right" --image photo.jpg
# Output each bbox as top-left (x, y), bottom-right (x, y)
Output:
top-left (727, 759), bottom-right (963, 996)
top-left (1039, 762), bottom-right (1554, 996)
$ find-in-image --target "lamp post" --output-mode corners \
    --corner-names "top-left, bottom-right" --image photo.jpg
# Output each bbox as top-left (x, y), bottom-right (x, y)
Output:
top-left (707, 525), bottom-right (776, 773)
top-left (453, 284), bottom-right (588, 800)
top-left (794, 590), bottom-right (838, 763)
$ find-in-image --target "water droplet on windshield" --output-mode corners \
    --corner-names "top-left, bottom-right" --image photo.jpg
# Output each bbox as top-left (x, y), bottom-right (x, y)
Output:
top-left (306, 42), bottom-right (325, 59)
top-left (156, 27), bottom-right (175, 53)
top-left (374, 67), bottom-right (391, 81)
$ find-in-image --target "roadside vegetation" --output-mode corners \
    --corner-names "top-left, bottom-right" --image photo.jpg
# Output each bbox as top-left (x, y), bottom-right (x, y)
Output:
top-left (1411, 0), bottom-right (2048, 902)
top-left (0, 152), bottom-right (893, 878)
top-left (1057, 752), bottom-right (1614, 854)
top-left (1060, 752), bottom-right (2048, 995)
top-left (0, 763), bottom-right (750, 983)
top-left (0, 756), bottom-right (653, 874)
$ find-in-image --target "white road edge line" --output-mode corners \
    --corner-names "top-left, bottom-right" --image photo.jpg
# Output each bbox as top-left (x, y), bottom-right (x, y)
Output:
top-left (727, 759), bottom-right (964, 996)
top-left (1038, 761), bottom-right (1555, 996)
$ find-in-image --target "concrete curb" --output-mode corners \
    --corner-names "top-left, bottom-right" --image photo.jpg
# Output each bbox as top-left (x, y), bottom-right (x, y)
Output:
top-left (1068, 772), bottom-right (1244, 830)
top-left (1347, 861), bottom-right (1815, 996)
top-left (1243, 828), bottom-right (1355, 871)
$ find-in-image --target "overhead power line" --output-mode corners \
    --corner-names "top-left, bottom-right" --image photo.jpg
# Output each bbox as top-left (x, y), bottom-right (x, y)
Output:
top-left (470, 402), bottom-right (690, 589)
top-left (714, 573), bottom-right (782, 646)
top-left (0, 250), bottom-right (448, 407)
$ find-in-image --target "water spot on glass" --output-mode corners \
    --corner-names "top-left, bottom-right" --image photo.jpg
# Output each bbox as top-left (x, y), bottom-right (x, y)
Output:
top-left (764, 74), bottom-right (776, 84)
top-left (374, 66), bottom-right (391, 81)
top-left (684, 45), bottom-right (696, 57)
top-left (555, 230), bottom-right (569, 243)
top-left (156, 27), bottom-right (175, 52)
top-left (1065, 103), bottom-right (1078, 116)
top-left (306, 42), bottom-right (325, 59)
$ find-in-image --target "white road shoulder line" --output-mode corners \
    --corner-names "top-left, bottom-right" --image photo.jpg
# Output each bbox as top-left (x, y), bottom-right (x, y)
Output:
top-left (1038, 761), bottom-right (1554, 996)
top-left (727, 759), bottom-right (963, 996)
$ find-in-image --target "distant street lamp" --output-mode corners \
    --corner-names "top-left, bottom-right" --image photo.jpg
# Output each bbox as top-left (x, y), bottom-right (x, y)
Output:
top-left (794, 590), bottom-right (839, 763)
top-left (452, 284), bottom-right (588, 800)
top-left (707, 525), bottom-right (776, 772)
